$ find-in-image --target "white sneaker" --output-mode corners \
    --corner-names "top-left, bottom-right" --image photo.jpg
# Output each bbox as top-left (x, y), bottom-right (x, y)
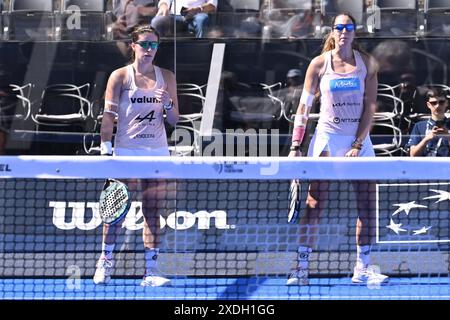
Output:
top-left (93, 257), bottom-right (114, 285)
top-left (140, 268), bottom-right (171, 287)
top-left (352, 266), bottom-right (389, 285)
top-left (286, 269), bottom-right (309, 286)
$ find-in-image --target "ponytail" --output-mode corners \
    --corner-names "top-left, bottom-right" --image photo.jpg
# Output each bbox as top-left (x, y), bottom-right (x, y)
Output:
top-left (321, 33), bottom-right (335, 54)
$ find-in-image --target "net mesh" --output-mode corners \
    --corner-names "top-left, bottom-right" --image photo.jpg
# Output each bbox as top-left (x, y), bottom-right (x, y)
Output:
top-left (0, 156), bottom-right (449, 299)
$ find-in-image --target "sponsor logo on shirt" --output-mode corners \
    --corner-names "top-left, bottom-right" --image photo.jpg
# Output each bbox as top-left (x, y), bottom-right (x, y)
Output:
top-left (130, 96), bottom-right (159, 104)
top-left (330, 78), bottom-right (360, 92)
top-left (332, 117), bottom-right (361, 124)
top-left (332, 101), bottom-right (361, 107)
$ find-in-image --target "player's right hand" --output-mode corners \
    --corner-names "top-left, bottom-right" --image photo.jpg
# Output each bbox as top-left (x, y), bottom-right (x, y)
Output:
top-left (288, 150), bottom-right (302, 157)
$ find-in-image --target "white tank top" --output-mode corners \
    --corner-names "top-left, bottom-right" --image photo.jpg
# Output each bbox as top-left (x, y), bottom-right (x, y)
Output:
top-left (114, 65), bottom-right (168, 150)
top-left (316, 50), bottom-right (367, 135)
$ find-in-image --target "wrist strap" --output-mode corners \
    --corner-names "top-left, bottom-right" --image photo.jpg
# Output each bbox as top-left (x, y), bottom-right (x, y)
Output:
top-left (163, 100), bottom-right (174, 110)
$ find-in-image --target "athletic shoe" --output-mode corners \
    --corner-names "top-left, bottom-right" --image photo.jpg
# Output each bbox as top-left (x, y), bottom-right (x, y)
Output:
top-left (140, 268), bottom-right (171, 287)
top-left (352, 266), bottom-right (389, 284)
top-left (93, 257), bottom-right (114, 285)
top-left (286, 269), bottom-right (309, 286)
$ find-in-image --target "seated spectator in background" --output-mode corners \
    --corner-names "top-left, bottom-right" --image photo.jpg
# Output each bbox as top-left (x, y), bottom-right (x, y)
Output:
top-left (111, 0), bottom-right (158, 39)
top-left (371, 40), bottom-right (415, 87)
top-left (260, 0), bottom-right (314, 38)
top-left (278, 69), bottom-right (303, 116)
top-left (407, 88), bottom-right (450, 157)
top-left (151, 0), bottom-right (217, 38)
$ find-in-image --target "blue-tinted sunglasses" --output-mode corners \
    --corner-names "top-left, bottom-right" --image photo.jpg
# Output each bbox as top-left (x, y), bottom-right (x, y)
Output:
top-left (333, 24), bottom-right (355, 32)
top-left (135, 41), bottom-right (159, 50)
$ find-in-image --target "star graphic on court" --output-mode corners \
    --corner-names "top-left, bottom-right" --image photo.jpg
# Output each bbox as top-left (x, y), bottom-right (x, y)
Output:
top-left (392, 201), bottom-right (427, 216)
top-left (423, 189), bottom-right (450, 203)
top-left (412, 226), bottom-right (432, 235)
top-left (386, 219), bottom-right (407, 235)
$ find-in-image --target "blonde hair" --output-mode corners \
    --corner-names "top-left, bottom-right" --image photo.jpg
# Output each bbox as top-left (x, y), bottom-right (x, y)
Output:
top-left (321, 13), bottom-right (362, 54)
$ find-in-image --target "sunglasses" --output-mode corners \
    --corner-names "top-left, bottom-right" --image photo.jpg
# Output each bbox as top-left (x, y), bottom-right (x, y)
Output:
top-left (429, 99), bottom-right (447, 106)
top-left (135, 41), bottom-right (159, 50)
top-left (333, 24), bottom-right (355, 32)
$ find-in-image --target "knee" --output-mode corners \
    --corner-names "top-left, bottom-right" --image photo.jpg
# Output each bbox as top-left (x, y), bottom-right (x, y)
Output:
top-left (194, 13), bottom-right (209, 26)
top-left (151, 16), bottom-right (169, 28)
top-left (305, 193), bottom-right (319, 209)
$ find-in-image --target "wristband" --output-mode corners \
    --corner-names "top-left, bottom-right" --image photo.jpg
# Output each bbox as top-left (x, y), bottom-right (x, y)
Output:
top-left (163, 100), bottom-right (174, 110)
top-left (290, 145), bottom-right (301, 151)
top-left (100, 141), bottom-right (113, 155)
top-left (292, 126), bottom-right (306, 144)
top-left (351, 139), bottom-right (363, 150)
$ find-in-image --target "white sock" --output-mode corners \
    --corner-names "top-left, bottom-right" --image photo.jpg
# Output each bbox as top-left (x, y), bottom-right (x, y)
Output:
top-left (145, 248), bottom-right (160, 274)
top-left (297, 246), bottom-right (312, 270)
top-left (356, 245), bottom-right (372, 269)
top-left (101, 243), bottom-right (115, 260)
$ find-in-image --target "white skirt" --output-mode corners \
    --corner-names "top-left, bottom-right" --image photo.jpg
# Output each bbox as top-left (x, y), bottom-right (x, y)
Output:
top-left (307, 130), bottom-right (375, 157)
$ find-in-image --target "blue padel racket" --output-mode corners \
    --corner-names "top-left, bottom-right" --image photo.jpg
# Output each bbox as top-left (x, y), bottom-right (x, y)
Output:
top-left (99, 179), bottom-right (132, 225)
top-left (288, 179), bottom-right (301, 223)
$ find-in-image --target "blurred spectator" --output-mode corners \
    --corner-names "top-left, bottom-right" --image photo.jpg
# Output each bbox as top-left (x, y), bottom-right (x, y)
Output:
top-left (260, 0), bottom-right (314, 39)
top-left (111, 0), bottom-right (158, 39)
top-left (278, 69), bottom-right (303, 116)
top-left (151, 0), bottom-right (217, 38)
top-left (407, 87), bottom-right (450, 157)
top-left (371, 40), bottom-right (415, 87)
top-left (235, 16), bottom-right (262, 38)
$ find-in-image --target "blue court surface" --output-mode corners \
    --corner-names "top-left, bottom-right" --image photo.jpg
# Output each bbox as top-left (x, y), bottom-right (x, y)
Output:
top-left (1, 277), bottom-right (449, 300)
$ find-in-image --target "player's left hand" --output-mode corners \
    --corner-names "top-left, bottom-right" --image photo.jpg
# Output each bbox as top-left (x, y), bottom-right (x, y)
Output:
top-left (345, 148), bottom-right (360, 157)
top-left (155, 85), bottom-right (171, 106)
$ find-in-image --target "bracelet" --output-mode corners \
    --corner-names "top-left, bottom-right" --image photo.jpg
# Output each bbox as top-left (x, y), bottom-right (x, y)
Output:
top-left (290, 145), bottom-right (301, 151)
top-left (351, 139), bottom-right (363, 150)
top-left (163, 100), bottom-right (173, 111)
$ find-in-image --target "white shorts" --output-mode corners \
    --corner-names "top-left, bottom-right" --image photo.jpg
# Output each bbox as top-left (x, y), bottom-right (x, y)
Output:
top-left (113, 147), bottom-right (170, 157)
top-left (307, 130), bottom-right (375, 157)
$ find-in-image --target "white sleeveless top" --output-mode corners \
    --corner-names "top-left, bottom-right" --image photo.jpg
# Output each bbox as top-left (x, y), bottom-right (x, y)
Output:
top-left (316, 50), bottom-right (367, 135)
top-left (114, 65), bottom-right (168, 150)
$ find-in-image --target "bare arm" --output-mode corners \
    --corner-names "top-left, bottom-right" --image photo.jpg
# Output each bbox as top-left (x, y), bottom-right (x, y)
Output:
top-left (160, 68), bottom-right (179, 127)
top-left (358, 54), bottom-right (378, 143)
top-left (100, 69), bottom-right (125, 152)
top-left (291, 56), bottom-right (323, 148)
top-left (345, 53), bottom-right (378, 157)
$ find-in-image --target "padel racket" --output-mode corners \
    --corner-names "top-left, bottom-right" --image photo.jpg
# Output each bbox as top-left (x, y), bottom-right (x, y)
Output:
top-left (288, 179), bottom-right (302, 223)
top-left (99, 179), bottom-right (132, 225)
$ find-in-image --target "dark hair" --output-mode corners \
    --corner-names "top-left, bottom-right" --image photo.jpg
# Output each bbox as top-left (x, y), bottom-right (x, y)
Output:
top-left (130, 25), bottom-right (160, 61)
top-left (426, 87), bottom-right (447, 100)
top-left (321, 12), bottom-right (359, 54)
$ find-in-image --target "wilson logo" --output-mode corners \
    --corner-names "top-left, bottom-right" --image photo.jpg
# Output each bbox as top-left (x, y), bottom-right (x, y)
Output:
top-left (50, 201), bottom-right (234, 230)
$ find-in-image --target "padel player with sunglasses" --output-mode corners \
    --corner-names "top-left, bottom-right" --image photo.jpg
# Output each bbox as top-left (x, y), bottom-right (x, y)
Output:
top-left (407, 87), bottom-right (450, 156)
top-left (94, 25), bottom-right (179, 287)
top-left (287, 13), bottom-right (388, 286)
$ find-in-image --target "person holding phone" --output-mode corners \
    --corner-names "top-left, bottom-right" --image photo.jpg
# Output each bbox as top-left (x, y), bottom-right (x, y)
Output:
top-left (407, 87), bottom-right (450, 157)
top-left (151, 0), bottom-right (217, 38)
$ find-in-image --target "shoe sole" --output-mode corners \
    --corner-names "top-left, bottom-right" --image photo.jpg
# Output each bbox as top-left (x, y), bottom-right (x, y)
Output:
top-left (286, 280), bottom-right (309, 286)
top-left (141, 280), bottom-right (172, 287)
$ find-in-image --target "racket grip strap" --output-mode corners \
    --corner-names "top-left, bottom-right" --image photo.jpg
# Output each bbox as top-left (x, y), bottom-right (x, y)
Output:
top-left (100, 141), bottom-right (113, 155)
